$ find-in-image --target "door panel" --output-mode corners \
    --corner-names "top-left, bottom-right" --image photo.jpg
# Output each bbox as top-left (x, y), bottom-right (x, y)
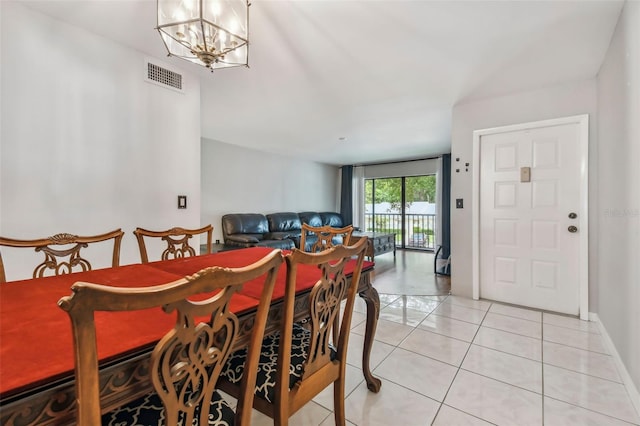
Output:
top-left (479, 123), bottom-right (582, 315)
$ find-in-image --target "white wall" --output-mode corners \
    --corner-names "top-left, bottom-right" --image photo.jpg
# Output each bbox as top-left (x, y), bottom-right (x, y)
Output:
top-left (0, 3), bottom-right (201, 279)
top-left (450, 2), bottom-right (640, 392)
top-left (596, 0), bottom-right (639, 392)
top-left (201, 138), bottom-right (338, 243)
top-left (450, 79), bottom-right (598, 303)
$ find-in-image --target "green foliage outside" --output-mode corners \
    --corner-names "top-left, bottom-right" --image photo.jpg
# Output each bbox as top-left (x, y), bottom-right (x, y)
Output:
top-left (413, 227), bottom-right (434, 236)
top-left (365, 176), bottom-right (436, 211)
top-left (365, 176), bottom-right (437, 247)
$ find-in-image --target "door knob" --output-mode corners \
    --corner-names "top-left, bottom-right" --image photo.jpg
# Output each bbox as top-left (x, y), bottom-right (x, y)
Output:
top-left (568, 226), bottom-right (578, 233)
top-left (568, 212), bottom-right (577, 219)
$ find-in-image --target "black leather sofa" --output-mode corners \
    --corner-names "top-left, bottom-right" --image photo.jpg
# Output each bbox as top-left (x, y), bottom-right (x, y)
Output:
top-left (221, 211), bottom-right (346, 250)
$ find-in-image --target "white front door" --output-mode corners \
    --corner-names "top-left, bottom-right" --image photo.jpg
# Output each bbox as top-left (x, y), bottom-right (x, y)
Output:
top-left (474, 116), bottom-right (588, 317)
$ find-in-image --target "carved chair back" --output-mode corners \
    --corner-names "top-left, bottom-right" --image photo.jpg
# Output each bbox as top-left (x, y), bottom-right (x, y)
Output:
top-left (276, 237), bottom-right (367, 424)
top-left (0, 229), bottom-right (124, 283)
top-left (299, 224), bottom-right (354, 253)
top-left (218, 236), bottom-right (364, 425)
top-left (58, 249), bottom-right (283, 426)
top-left (133, 225), bottom-right (213, 263)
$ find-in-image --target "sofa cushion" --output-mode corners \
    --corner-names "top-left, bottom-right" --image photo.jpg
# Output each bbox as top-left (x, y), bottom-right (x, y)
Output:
top-left (265, 231), bottom-right (294, 241)
top-left (102, 391), bottom-right (234, 426)
top-left (222, 213), bottom-right (269, 236)
top-left (266, 212), bottom-right (301, 232)
top-left (298, 212), bottom-right (322, 228)
top-left (222, 323), bottom-right (335, 404)
top-left (320, 212), bottom-right (344, 228)
top-left (225, 234), bottom-right (262, 244)
top-left (301, 235), bottom-right (319, 252)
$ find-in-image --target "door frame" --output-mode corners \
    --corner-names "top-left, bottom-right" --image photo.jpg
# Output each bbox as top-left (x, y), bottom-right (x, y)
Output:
top-left (471, 115), bottom-right (589, 320)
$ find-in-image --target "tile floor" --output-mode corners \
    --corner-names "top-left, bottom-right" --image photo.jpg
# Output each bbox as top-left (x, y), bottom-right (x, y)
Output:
top-left (240, 252), bottom-right (640, 425)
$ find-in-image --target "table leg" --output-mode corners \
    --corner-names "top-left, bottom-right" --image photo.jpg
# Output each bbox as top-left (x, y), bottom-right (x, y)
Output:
top-left (358, 283), bottom-right (382, 393)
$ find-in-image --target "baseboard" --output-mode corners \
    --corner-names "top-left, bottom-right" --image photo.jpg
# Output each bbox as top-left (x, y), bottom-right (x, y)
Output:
top-left (589, 312), bottom-right (640, 418)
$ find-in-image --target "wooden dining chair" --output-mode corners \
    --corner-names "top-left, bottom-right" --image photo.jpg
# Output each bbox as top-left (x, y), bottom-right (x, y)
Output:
top-left (0, 229), bottom-right (124, 283)
top-left (133, 225), bottom-right (213, 263)
top-left (299, 224), bottom-right (354, 253)
top-left (58, 249), bottom-right (284, 426)
top-left (221, 237), bottom-right (368, 425)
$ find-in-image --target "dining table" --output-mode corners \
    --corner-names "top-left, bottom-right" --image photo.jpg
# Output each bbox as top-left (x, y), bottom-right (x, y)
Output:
top-left (0, 246), bottom-right (381, 426)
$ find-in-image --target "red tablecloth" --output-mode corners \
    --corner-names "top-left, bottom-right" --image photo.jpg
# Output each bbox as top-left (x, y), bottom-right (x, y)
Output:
top-left (0, 247), bottom-right (372, 398)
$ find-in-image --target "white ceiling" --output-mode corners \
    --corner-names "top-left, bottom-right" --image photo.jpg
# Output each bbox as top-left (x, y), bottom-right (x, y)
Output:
top-left (20, 0), bottom-right (623, 165)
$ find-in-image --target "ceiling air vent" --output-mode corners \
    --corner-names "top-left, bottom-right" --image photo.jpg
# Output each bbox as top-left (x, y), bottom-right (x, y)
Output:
top-left (145, 60), bottom-right (184, 93)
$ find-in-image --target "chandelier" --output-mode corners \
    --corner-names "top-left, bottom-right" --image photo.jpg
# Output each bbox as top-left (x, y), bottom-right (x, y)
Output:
top-left (157, 0), bottom-right (250, 71)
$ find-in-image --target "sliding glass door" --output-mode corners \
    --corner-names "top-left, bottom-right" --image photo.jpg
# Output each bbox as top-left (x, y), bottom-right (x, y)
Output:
top-left (365, 177), bottom-right (402, 241)
top-left (365, 175), bottom-right (436, 250)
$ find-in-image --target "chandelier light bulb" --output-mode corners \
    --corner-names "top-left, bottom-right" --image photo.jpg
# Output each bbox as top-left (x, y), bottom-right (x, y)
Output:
top-left (211, 1), bottom-right (221, 17)
top-left (183, 0), bottom-right (195, 12)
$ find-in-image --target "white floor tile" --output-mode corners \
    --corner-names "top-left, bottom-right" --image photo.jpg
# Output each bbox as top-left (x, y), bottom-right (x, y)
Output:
top-left (348, 310), bottom-right (367, 329)
top-left (544, 364), bottom-right (640, 424)
top-left (352, 296), bottom-right (368, 314)
top-left (489, 303), bottom-right (542, 322)
top-left (399, 328), bottom-right (470, 366)
top-left (354, 293), bottom-right (395, 315)
top-left (544, 397), bottom-right (635, 426)
top-left (313, 363), bottom-right (364, 411)
top-left (379, 303), bottom-right (430, 327)
top-left (251, 400), bottom-right (331, 426)
top-left (543, 341), bottom-right (621, 382)
top-left (444, 370), bottom-right (543, 426)
top-left (462, 344), bottom-right (542, 393)
top-left (391, 295), bottom-right (442, 313)
top-left (482, 312), bottom-right (542, 339)
top-left (345, 379), bottom-right (440, 426)
top-left (423, 295), bottom-right (449, 302)
top-left (319, 413), bottom-right (358, 426)
top-left (432, 405), bottom-right (494, 426)
top-left (432, 303), bottom-right (487, 325)
top-left (374, 347), bottom-right (458, 402)
top-left (442, 295), bottom-right (492, 312)
top-left (346, 332), bottom-right (395, 370)
top-left (418, 313), bottom-right (480, 342)
top-left (473, 326), bottom-right (542, 361)
top-left (352, 317), bottom-right (414, 346)
top-left (319, 415), bottom-right (357, 426)
top-left (277, 253), bottom-right (640, 426)
top-left (543, 312), bottom-right (600, 334)
top-left (543, 323), bottom-right (608, 354)
top-left (378, 293), bottom-right (401, 306)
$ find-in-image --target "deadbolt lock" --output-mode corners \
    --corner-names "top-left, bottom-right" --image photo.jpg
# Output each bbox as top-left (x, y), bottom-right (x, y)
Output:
top-left (568, 212), bottom-right (577, 219)
top-left (568, 226), bottom-right (578, 233)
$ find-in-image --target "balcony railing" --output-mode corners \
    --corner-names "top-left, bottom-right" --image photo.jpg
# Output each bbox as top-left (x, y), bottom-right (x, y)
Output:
top-left (364, 213), bottom-right (436, 250)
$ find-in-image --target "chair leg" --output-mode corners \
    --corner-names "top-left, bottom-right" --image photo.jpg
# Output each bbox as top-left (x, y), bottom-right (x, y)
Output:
top-left (333, 379), bottom-right (347, 426)
top-left (274, 401), bottom-right (289, 426)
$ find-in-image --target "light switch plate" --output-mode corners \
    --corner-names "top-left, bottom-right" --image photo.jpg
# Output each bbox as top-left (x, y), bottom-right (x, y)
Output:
top-left (521, 167), bottom-right (531, 182)
top-left (178, 195), bottom-right (187, 209)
